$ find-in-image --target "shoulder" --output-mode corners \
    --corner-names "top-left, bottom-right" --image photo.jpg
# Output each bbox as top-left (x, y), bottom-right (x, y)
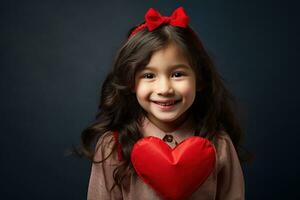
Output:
top-left (213, 131), bottom-right (240, 172)
top-left (94, 131), bottom-right (120, 164)
top-left (214, 131), bottom-right (234, 147)
top-left (95, 131), bottom-right (116, 151)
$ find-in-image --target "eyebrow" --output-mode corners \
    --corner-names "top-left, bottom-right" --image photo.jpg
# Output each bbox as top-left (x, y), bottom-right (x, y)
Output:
top-left (144, 64), bottom-right (191, 70)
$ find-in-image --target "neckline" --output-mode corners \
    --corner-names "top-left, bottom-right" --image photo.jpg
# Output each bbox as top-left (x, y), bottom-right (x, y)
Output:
top-left (140, 115), bottom-right (196, 136)
top-left (145, 112), bottom-right (191, 133)
top-left (163, 130), bottom-right (199, 146)
top-left (113, 130), bottom-right (209, 162)
top-left (136, 135), bottom-right (204, 150)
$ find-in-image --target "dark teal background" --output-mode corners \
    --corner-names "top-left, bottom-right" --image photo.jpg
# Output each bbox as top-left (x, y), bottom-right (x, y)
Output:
top-left (1, 0), bottom-right (298, 199)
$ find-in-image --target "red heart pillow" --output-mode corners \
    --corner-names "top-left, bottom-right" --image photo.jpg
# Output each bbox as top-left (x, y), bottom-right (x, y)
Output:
top-left (131, 136), bottom-right (216, 200)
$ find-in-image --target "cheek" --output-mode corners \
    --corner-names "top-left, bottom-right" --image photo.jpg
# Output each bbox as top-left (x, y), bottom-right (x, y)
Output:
top-left (135, 82), bottom-right (150, 100)
top-left (177, 80), bottom-right (196, 98)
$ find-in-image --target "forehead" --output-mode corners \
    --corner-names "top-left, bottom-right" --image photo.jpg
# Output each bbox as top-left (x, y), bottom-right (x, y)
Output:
top-left (144, 42), bottom-right (191, 69)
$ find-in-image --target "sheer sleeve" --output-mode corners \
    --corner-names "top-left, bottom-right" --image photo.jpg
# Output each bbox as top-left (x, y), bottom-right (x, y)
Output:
top-left (215, 132), bottom-right (245, 200)
top-left (87, 132), bottom-right (123, 200)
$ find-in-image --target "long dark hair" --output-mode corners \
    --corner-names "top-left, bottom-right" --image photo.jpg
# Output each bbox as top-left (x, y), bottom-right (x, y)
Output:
top-left (76, 23), bottom-right (252, 192)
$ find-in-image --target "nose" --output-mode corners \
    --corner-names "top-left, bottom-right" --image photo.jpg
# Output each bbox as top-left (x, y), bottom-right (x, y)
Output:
top-left (156, 77), bottom-right (174, 96)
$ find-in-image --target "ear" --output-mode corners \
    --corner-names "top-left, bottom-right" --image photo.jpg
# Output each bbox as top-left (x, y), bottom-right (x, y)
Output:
top-left (131, 86), bottom-right (136, 94)
top-left (196, 81), bottom-right (205, 92)
top-left (131, 79), bottom-right (137, 93)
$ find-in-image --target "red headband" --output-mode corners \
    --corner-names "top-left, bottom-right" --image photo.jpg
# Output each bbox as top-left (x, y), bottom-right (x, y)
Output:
top-left (129, 6), bottom-right (189, 38)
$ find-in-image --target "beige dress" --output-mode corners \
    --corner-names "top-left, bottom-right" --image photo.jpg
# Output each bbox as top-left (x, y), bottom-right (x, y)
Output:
top-left (87, 117), bottom-right (245, 200)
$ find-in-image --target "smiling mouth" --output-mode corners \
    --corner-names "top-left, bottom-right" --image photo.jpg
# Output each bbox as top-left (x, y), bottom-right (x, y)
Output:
top-left (152, 100), bottom-right (181, 106)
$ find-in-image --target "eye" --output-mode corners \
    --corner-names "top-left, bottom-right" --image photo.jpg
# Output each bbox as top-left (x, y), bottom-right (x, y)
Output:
top-left (142, 73), bottom-right (155, 79)
top-left (172, 71), bottom-right (185, 78)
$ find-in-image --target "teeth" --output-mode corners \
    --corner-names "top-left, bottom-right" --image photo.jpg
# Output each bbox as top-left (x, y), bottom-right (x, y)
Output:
top-left (155, 101), bottom-right (177, 106)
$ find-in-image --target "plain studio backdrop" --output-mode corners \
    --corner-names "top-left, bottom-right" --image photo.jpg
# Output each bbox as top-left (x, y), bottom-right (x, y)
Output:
top-left (0, 0), bottom-right (298, 199)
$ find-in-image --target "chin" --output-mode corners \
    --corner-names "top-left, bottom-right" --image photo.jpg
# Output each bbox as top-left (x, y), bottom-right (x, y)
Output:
top-left (153, 115), bottom-right (181, 123)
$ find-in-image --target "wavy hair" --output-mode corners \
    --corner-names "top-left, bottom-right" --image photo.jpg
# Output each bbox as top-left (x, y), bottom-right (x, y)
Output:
top-left (75, 24), bottom-right (252, 192)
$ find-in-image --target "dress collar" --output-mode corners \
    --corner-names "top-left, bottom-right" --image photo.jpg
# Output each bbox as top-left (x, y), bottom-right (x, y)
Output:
top-left (139, 115), bottom-right (196, 141)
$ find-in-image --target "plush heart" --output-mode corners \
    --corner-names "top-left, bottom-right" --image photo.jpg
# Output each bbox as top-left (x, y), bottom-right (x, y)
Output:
top-left (130, 136), bottom-right (216, 200)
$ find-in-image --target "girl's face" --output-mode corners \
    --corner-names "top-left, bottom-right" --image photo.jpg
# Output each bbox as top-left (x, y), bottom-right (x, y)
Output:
top-left (134, 42), bottom-right (197, 131)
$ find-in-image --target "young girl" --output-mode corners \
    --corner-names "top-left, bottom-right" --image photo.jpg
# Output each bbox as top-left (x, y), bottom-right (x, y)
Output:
top-left (79, 6), bottom-right (248, 200)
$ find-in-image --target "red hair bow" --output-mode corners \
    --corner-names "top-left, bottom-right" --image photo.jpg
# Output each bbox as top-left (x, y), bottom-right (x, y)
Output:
top-left (129, 6), bottom-right (189, 38)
